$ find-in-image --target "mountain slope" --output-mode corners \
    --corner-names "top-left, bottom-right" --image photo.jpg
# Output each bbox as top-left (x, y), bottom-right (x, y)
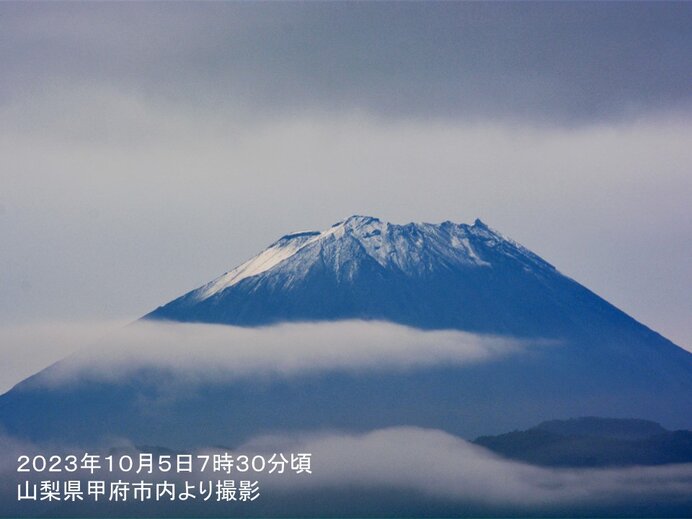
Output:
top-left (146, 216), bottom-right (675, 342)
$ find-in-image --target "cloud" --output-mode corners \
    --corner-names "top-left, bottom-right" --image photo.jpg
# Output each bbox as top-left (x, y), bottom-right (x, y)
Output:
top-left (249, 427), bottom-right (692, 508)
top-left (0, 320), bottom-right (127, 394)
top-left (1, 427), bottom-right (690, 515)
top-left (2, 3), bottom-right (691, 123)
top-left (27, 320), bottom-right (527, 388)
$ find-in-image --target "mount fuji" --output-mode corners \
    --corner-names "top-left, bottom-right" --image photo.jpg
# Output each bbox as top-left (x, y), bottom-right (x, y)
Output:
top-left (1, 215), bottom-right (691, 448)
top-left (144, 215), bottom-right (682, 341)
top-left (148, 215), bottom-right (564, 333)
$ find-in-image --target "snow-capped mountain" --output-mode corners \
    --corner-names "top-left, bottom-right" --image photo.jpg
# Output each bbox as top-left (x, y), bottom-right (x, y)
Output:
top-left (145, 215), bottom-right (646, 338)
top-left (187, 216), bottom-right (539, 300)
top-left (1, 216), bottom-right (691, 449)
top-left (192, 216), bottom-right (498, 299)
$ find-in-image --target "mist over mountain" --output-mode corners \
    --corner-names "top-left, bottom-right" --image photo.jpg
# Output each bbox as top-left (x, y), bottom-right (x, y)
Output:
top-left (1, 216), bottom-right (691, 449)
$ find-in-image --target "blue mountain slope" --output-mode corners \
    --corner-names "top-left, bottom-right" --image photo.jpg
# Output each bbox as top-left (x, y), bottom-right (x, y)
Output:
top-left (146, 217), bottom-right (666, 339)
top-left (1, 216), bottom-right (691, 447)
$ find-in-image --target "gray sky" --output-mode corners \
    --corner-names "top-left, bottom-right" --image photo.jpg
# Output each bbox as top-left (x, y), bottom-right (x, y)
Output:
top-left (1, 2), bottom-right (691, 353)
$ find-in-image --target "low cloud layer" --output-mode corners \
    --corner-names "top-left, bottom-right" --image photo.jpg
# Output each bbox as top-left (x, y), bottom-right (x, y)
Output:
top-left (31, 320), bottom-right (526, 388)
top-left (253, 427), bottom-right (692, 508)
top-left (2, 427), bottom-right (690, 515)
top-left (0, 320), bottom-right (127, 394)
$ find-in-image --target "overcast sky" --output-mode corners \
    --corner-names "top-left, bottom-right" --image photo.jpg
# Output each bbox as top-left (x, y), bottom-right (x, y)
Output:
top-left (1, 2), bottom-right (691, 351)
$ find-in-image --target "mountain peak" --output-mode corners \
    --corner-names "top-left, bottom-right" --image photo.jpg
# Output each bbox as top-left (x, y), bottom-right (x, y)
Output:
top-left (190, 216), bottom-right (503, 302)
top-left (324, 214), bottom-right (388, 240)
top-left (338, 214), bottom-right (382, 227)
top-left (150, 216), bottom-right (563, 323)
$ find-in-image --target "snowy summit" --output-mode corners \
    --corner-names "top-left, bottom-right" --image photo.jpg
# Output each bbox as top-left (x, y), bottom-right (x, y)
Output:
top-left (192, 215), bottom-right (551, 302)
top-left (146, 215), bottom-right (574, 333)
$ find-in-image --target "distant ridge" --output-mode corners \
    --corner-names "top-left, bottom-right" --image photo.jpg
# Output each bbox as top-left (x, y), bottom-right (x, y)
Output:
top-left (475, 417), bottom-right (692, 467)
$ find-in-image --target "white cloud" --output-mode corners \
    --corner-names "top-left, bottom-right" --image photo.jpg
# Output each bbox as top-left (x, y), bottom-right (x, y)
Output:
top-left (27, 320), bottom-right (526, 388)
top-left (0, 320), bottom-right (127, 394)
top-left (233, 427), bottom-right (692, 509)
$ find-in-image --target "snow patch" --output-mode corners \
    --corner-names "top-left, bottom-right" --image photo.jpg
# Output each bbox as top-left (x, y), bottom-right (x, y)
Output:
top-left (193, 233), bottom-right (318, 300)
